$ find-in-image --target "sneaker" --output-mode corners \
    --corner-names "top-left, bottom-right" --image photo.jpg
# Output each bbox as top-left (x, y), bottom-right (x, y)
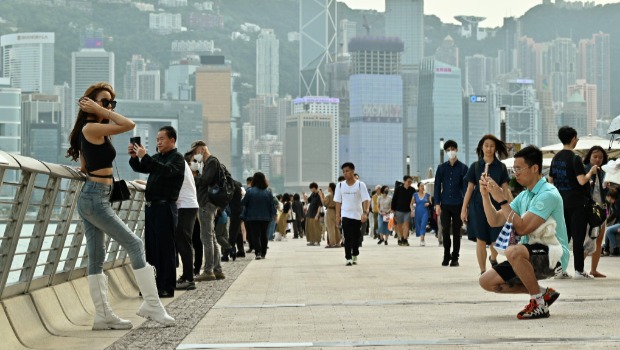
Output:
top-left (346, 260), bottom-right (353, 266)
top-left (397, 239), bottom-right (403, 246)
top-left (377, 239), bottom-right (384, 245)
top-left (404, 239), bottom-right (410, 246)
top-left (574, 271), bottom-right (592, 279)
top-left (195, 272), bottom-right (216, 282)
top-left (175, 279), bottom-right (196, 290)
top-left (384, 240), bottom-right (388, 245)
top-left (352, 256), bottom-right (358, 265)
top-left (449, 259), bottom-right (459, 267)
top-left (442, 258), bottom-right (450, 266)
top-left (420, 240), bottom-right (426, 247)
top-left (517, 299), bottom-right (549, 319)
top-left (255, 255), bottom-right (262, 260)
top-left (214, 272), bottom-right (226, 280)
top-left (543, 287), bottom-right (560, 307)
top-left (554, 271), bottom-right (572, 279)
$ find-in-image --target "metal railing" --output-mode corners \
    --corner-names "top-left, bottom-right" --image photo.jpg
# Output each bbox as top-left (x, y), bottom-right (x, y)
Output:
top-left (0, 150), bottom-right (146, 300)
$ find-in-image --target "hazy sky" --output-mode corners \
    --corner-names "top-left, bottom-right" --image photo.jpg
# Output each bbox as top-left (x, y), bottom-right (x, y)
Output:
top-left (341, 0), bottom-right (620, 27)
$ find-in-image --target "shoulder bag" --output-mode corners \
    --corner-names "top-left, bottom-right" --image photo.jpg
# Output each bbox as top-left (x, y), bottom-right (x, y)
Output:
top-left (110, 161), bottom-right (130, 203)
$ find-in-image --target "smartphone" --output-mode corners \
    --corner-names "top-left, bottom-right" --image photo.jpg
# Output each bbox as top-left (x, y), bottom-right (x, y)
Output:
top-left (484, 162), bottom-right (490, 176)
top-left (130, 136), bottom-right (141, 146)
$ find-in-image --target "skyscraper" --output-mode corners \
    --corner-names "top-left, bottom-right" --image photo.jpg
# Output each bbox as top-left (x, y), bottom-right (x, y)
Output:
top-left (338, 19), bottom-right (356, 55)
top-left (543, 37), bottom-right (577, 106)
top-left (568, 79), bottom-right (597, 135)
top-left (299, 0), bottom-right (337, 97)
top-left (136, 70), bottom-right (161, 100)
top-left (500, 17), bottom-right (520, 74)
top-left (578, 32), bottom-right (611, 121)
top-left (434, 35), bottom-right (459, 68)
top-left (563, 92), bottom-right (587, 136)
top-left (1, 32), bottom-right (55, 94)
top-left (489, 79), bottom-right (541, 146)
top-left (21, 94), bottom-right (61, 162)
top-left (417, 58), bottom-right (463, 173)
top-left (256, 29), bottom-right (279, 97)
top-left (464, 54), bottom-right (498, 95)
top-left (71, 48), bottom-right (115, 121)
top-left (165, 55), bottom-right (200, 100)
top-left (0, 78), bottom-right (21, 155)
top-left (195, 57), bottom-right (232, 166)
top-left (385, 0), bottom-right (424, 66)
top-left (348, 37), bottom-right (404, 186)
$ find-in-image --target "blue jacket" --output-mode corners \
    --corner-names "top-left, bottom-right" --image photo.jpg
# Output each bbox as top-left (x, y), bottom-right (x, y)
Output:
top-left (434, 159), bottom-right (468, 206)
top-left (241, 187), bottom-right (277, 222)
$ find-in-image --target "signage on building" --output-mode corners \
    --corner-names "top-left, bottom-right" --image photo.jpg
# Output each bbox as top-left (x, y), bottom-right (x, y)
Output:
top-left (435, 67), bottom-right (453, 74)
top-left (362, 104), bottom-right (401, 118)
top-left (470, 95), bottom-right (487, 103)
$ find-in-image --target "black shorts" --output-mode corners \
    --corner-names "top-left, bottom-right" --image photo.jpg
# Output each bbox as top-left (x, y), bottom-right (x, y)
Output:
top-left (492, 244), bottom-right (560, 286)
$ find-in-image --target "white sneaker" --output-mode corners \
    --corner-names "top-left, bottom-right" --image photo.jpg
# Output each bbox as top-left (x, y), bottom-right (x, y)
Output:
top-left (574, 271), bottom-right (592, 279)
top-left (420, 240), bottom-right (426, 247)
top-left (554, 271), bottom-right (572, 279)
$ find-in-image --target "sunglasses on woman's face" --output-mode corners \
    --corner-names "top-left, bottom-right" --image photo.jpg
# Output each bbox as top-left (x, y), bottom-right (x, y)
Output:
top-left (97, 98), bottom-right (117, 109)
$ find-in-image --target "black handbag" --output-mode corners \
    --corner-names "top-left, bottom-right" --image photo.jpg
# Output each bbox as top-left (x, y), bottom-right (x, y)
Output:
top-left (586, 198), bottom-right (606, 228)
top-left (110, 162), bottom-right (130, 202)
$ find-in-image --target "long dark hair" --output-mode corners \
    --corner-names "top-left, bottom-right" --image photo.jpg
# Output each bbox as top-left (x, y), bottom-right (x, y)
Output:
top-left (583, 146), bottom-right (608, 166)
top-left (476, 134), bottom-right (508, 160)
top-left (251, 172), bottom-right (269, 190)
top-left (66, 82), bottom-right (116, 161)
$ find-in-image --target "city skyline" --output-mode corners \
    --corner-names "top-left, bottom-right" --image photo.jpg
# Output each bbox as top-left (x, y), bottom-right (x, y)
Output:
top-left (341, 0), bottom-right (620, 27)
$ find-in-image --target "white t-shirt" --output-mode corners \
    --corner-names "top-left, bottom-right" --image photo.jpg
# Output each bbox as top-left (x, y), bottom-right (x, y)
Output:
top-left (176, 162), bottom-right (199, 209)
top-left (334, 180), bottom-right (371, 220)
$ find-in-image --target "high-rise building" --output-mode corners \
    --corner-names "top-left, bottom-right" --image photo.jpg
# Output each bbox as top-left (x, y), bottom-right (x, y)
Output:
top-left (463, 94), bottom-right (491, 165)
top-left (568, 79), bottom-right (597, 135)
top-left (385, 0), bottom-right (424, 66)
top-left (500, 17), bottom-right (520, 74)
top-left (517, 36), bottom-right (537, 80)
top-left (489, 79), bottom-right (541, 146)
top-left (71, 48), bottom-right (115, 122)
top-left (1, 32), bottom-right (55, 94)
top-left (54, 82), bottom-right (72, 151)
top-left (299, 0), bottom-right (337, 97)
top-left (21, 94), bottom-right (61, 163)
top-left (285, 97), bottom-right (339, 193)
top-left (537, 89), bottom-right (556, 147)
top-left (417, 59), bottom-right (463, 174)
top-left (256, 29), bottom-right (279, 96)
top-left (543, 37), bottom-right (577, 106)
top-left (124, 54), bottom-right (146, 99)
top-left (338, 19), bottom-right (356, 55)
top-left (434, 35), bottom-right (459, 68)
top-left (325, 59), bottom-right (351, 164)
top-left (348, 37), bottom-right (404, 186)
top-left (195, 57), bottom-right (232, 166)
top-left (244, 95), bottom-right (279, 138)
top-left (0, 78), bottom-right (21, 155)
top-left (562, 92), bottom-right (587, 136)
top-left (164, 55), bottom-right (200, 100)
top-left (464, 54), bottom-right (498, 95)
top-left (578, 32), bottom-right (611, 121)
top-left (136, 70), bottom-right (161, 100)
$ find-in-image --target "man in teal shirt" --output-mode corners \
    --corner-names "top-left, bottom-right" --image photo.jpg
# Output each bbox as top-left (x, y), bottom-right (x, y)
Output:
top-left (478, 145), bottom-right (569, 320)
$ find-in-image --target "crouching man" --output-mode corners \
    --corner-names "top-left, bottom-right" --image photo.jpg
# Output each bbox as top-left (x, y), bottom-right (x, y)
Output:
top-left (479, 146), bottom-right (570, 319)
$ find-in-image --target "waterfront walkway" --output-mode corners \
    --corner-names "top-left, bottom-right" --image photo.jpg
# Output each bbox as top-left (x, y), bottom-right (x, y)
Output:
top-left (5, 234), bottom-right (620, 349)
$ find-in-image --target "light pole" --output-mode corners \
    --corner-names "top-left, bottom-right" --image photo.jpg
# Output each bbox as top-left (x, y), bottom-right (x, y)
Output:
top-left (500, 106), bottom-right (507, 142)
top-left (439, 138), bottom-right (445, 164)
top-left (406, 155), bottom-right (410, 176)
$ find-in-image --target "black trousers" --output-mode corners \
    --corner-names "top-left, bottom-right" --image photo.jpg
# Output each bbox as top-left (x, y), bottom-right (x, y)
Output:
top-left (565, 204), bottom-right (588, 272)
top-left (229, 213), bottom-right (241, 252)
top-left (175, 208), bottom-right (198, 281)
top-left (441, 204), bottom-right (463, 260)
top-left (192, 217), bottom-right (202, 275)
top-left (246, 220), bottom-right (269, 257)
top-left (145, 202), bottom-right (178, 293)
top-left (342, 217), bottom-right (362, 260)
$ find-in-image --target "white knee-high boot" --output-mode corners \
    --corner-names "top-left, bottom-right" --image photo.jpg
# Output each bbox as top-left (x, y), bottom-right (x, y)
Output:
top-left (132, 264), bottom-right (175, 326)
top-left (87, 274), bottom-right (133, 330)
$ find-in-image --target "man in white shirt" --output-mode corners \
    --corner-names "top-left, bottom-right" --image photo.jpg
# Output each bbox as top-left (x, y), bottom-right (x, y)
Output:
top-left (334, 162), bottom-right (371, 266)
top-left (175, 153), bottom-right (200, 290)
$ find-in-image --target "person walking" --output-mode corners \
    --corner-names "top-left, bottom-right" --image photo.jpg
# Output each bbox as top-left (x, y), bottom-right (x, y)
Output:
top-left (434, 140), bottom-right (468, 267)
top-left (391, 176), bottom-right (415, 246)
top-left (377, 185), bottom-right (392, 245)
top-left (461, 134), bottom-right (511, 275)
top-left (548, 126), bottom-right (598, 279)
top-left (68, 82), bottom-right (174, 329)
top-left (583, 146), bottom-right (608, 277)
top-left (241, 172), bottom-right (277, 259)
top-left (414, 182), bottom-right (431, 246)
top-left (334, 162), bottom-right (371, 266)
top-left (320, 183), bottom-right (340, 248)
top-left (304, 183), bottom-right (323, 246)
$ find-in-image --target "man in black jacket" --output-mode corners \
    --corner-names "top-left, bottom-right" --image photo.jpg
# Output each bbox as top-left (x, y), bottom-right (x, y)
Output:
top-left (129, 126), bottom-right (185, 297)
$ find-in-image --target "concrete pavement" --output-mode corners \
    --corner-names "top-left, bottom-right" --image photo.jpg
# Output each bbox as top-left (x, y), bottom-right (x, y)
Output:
top-left (177, 234), bottom-right (620, 349)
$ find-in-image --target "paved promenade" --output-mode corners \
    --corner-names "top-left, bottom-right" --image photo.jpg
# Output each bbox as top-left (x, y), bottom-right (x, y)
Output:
top-left (173, 234), bottom-right (620, 349)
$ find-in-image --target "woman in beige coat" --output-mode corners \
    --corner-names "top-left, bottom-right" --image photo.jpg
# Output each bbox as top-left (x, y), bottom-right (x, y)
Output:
top-left (320, 183), bottom-right (340, 247)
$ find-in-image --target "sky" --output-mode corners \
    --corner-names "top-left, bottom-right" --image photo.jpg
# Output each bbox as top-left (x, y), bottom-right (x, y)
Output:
top-left (341, 0), bottom-right (620, 28)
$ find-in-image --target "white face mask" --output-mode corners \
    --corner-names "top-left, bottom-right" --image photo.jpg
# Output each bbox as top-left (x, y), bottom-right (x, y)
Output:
top-left (447, 150), bottom-right (457, 160)
top-left (189, 162), bottom-right (200, 171)
top-left (193, 154), bottom-right (203, 163)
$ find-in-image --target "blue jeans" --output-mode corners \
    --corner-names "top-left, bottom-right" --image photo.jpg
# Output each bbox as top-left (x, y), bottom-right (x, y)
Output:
top-left (267, 218), bottom-right (276, 241)
top-left (605, 223), bottom-right (620, 249)
top-left (77, 181), bottom-right (146, 275)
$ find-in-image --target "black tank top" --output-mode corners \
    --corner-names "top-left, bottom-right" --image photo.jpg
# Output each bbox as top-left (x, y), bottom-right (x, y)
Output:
top-left (80, 120), bottom-right (116, 173)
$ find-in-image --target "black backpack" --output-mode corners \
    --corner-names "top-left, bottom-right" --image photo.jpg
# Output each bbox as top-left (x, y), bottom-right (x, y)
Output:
top-left (207, 158), bottom-right (235, 209)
